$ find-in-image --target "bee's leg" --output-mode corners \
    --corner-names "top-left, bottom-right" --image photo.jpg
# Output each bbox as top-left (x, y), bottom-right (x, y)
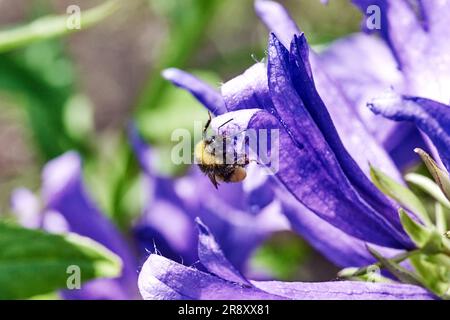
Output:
top-left (203, 111), bottom-right (212, 139)
top-left (235, 153), bottom-right (251, 166)
top-left (207, 173), bottom-right (219, 189)
top-left (248, 156), bottom-right (261, 165)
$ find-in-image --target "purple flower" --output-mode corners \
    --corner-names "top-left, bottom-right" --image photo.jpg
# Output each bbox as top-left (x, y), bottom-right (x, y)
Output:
top-left (369, 95), bottom-right (450, 174)
top-left (160, 69), bottom-right (402, 269)
top-left (162, 34), bottom-right (414, 255)
top-left (255, 0), bottom-right (427, 171)
top-left (352, 0), bottom-right (450, 103)
top-left (315, 34), bottom-right (427, 170)
top-left (209, 64), bottom-right (411, 248)
top-left (349, 0), bottom-right (450, 172)
top-left (309, 0), bottom-right (450, 170)
top-left (11, 152), bottom-right (138, 300)
top-left (138, 219), bottom-right (434, 300)
top-left (158, 2), bottom-right (448, 284)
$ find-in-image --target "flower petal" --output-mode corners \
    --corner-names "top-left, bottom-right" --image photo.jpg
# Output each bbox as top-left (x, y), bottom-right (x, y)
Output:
top-left (10, 188), bottom-right (42, 229)
top-left (419, 0), bottom-right (450, 33)
top-left (212, 109), bottom-right (411, 248)
top-left (255, 1), bottom-right (407, 178)
top-left (221, 63), bottom-right (270, 112)
top-left (139, 220), bottom-right (434, 300)
top-left (352, 0), bottom-right (450, 103)
top-left (275, 186), bottom-right (401, 268)
top-left (352, 0), bottom-right (425, 67)
top-left (253, 35), bottom-right (411, 248)
top-left (368, 95), bottom-right (450, 173)
top-left (196, 218), bottom-right (251, 285)
top-left (194, 179), bottom-right (289, 270)
top-left (42, 152), bottom-right (138, 299)
top-left (302, 42), bottom-right (404, 182)
top-left (387, 124), bottom-right (428, 170)
top-left (317, 33), bottom-right (404, 144)
top-left (254, 0), bottom-right (300, 49)
top-left (138, 254), bottom-right (282, 300)
top-left (288, 34), bottom-right (405, 219)
top-left (252, 280), bottom-right (434, 300)
top-left (162, 68), bottom-right (227, 115)
top-left (128, 123), bottom-right (156, 175)
top-left (138, 198), bottom-right (197, 259)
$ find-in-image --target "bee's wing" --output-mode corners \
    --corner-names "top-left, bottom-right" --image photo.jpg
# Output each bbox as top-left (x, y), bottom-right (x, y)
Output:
top-left (207, 173), bottom-right (219, 189)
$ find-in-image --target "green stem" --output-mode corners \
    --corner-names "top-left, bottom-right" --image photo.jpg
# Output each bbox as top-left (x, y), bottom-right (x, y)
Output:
top-left (345, 249), bottom-right (421, 278)
top-left (0, 0), bottom-right (121, 53)
top-left (406, 173), bottom-right (450, 210)
top-left (435, 203), bottom-right (448, 234)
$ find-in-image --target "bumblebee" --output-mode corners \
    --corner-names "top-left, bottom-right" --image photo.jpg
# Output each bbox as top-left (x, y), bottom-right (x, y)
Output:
top-left (195, 112), bottom-right (249, 189)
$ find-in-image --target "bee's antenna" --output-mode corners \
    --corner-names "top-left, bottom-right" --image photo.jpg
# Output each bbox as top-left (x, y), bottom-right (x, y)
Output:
top-left (217, 118), bottom-right (234, 133)
top-left (203, 111), bottom-right (212, 139)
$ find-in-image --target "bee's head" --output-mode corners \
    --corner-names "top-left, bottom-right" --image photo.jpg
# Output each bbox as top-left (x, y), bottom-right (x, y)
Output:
top-left (204, 135), bottom-right (216, 145)
top-left (202, 109), bottom-right (259, 160)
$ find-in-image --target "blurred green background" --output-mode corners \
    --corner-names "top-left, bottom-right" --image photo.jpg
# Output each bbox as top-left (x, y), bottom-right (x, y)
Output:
top-left (0, 0), bottom-right (361, 281)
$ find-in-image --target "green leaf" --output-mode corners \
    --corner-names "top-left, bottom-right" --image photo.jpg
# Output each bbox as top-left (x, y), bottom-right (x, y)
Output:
top-left (0, 223), bottom-right (121, 299)
top-left (415, 148), bottom-right (450, 202)
top-left (338, 250), bottom-right (417, 279)
top-left (399, 208), bottom-right (432, 248)
top-left (0, 40), bottom-right (79, 160)
top-left (405, 173), bottom-right (450, 210)
top-left (338, 267), bottom-right (393, 283)
top-left (422, 232), bottom-right (450, 255)
top-left (29, 291), bottom-right (60, 300)
top-left (370, 166), bottom-right (432, 226)
top-left (367, 246), bottom-right (423, 286)
top-left (400, 209), bottom-right (450, 255)
top-left (435, 203), bottom-right (448, 235)
top-left (0, 0), bottom-right (120, 53)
